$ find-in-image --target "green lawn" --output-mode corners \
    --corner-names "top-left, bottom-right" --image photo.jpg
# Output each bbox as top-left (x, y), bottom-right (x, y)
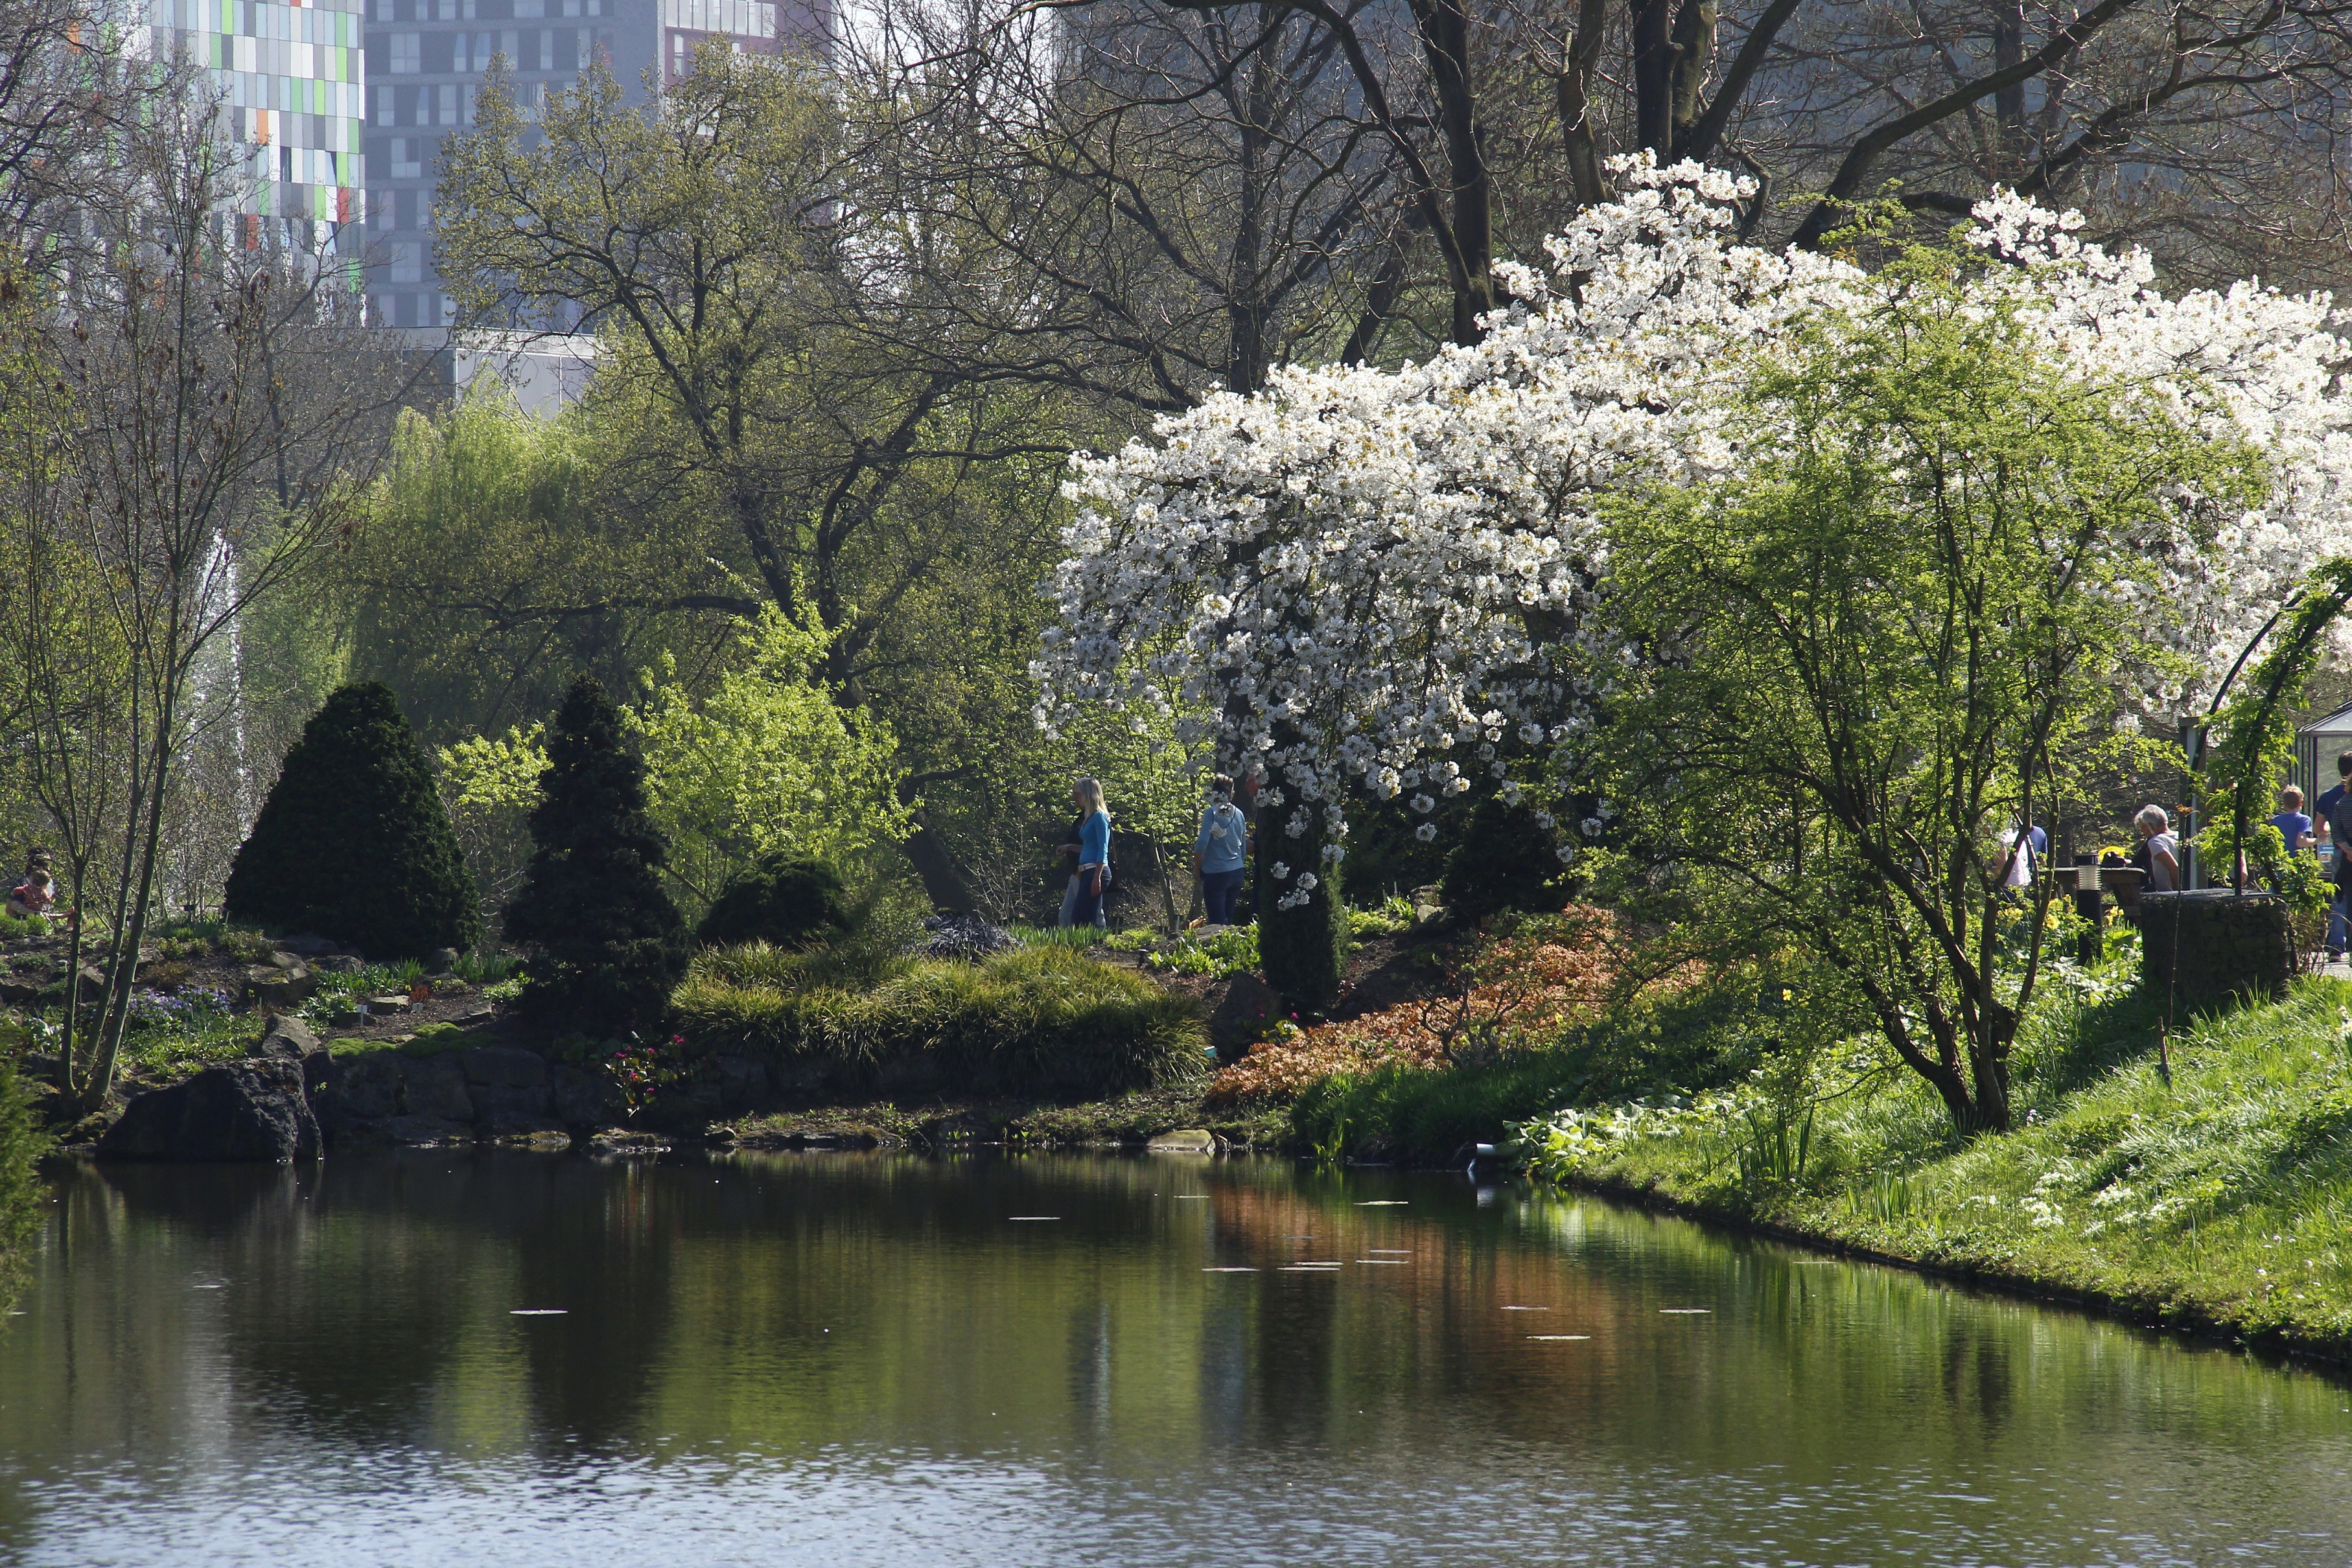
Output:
top-left (1520, 965), bottom-right (2352, 1357)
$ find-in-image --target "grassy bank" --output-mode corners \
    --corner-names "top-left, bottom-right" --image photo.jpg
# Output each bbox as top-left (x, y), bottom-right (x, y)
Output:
top-left (1518, 966), bottom-right (2352, 1358)
top-left (675, 942), bottom-right (1208, 1100)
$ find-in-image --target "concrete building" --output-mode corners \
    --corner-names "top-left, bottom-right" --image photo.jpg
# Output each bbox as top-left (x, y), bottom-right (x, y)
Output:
top-left (360, 0), bottom-right (824, 334)
top-left (140, 0), bottom-right (370, 259)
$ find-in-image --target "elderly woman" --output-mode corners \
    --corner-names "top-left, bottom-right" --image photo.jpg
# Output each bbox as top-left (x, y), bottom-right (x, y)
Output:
top-left (2135, 805), bottom-right (2182, 892)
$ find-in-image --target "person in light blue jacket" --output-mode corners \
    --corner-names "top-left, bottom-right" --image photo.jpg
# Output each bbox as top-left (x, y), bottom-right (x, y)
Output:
top-left (1194, 774), bottom-right (1248, 925)
top-left (1069, 777), bottom-right (1112, 929)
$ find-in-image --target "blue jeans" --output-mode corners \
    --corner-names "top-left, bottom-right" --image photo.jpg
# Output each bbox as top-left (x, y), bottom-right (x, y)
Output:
top-left (1201, 868), bottom-right (1245, 924)
top-left (1070, 866), bottom-right (1106, 930)
top-left (1058, 874), bottom-right (1082, 927)
top-left (2333, 886), bottom-right (2349, 954)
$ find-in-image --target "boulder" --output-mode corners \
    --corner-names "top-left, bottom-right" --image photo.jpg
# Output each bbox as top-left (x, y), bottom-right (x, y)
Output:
top-left (97, 1061), bottom-right (320, 1162)
top-left (714, 1054), bottom-right (769, 1107)
top-left (274, 934), bottom-right (340, 956)
top-left (1146, 1127), bottom-right (1218, 1153)
top-left (428, 947), bottom-right (461, 973)
top-left (248, 1013), bottom-right (321, 1063)
top-left (461, 1044), bottom-right (548, 1088)
top-left (402, 1055), bottom-right (475, 1120)
top-left (367, 993), bottom-right (412, 1014)
top-left (552, 1063), bottom-right (618, 1125)
top-left (246, 963), bottom-right (316, 1008)
top-left (318, 956), bottom-right (365, 974)
top-left (588, 1129), bottom-right (670, 1157)
top-left (320, 1053), bottom-right (405, 1121)
top-left (471, 1083), bottom-right (553, 1118)
top-left (1206, 973), bottom-right (1282, 1065)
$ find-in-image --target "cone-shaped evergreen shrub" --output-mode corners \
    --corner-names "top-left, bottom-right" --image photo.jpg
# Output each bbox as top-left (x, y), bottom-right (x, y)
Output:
top-left (1440, 795), bottom-right (1570, 926)
top-left (223, 683), bottom-right (480, 957)
top-left (504, 676), bottom-right (688, 1026)
top-left (696, 852), bottom-right (852, 950)
top-left (1256, 805), bottom-right (1347, 1009)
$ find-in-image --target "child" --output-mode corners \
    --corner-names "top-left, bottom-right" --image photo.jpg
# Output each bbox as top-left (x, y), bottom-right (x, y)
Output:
top-left (6, 851), bottom-right (57, 925)
top-left (2272, 786), bottom-right (2316, 854)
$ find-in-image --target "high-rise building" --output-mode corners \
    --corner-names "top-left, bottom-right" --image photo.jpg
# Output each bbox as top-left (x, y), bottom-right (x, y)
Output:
top-left (360, 0), bottom-right (825, 333)
top-left (137, 0), bottom-right (370, 255)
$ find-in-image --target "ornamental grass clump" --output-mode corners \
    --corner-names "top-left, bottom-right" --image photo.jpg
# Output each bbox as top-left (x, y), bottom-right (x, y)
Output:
top-left (674, 943), bottom-right (1205, 1100)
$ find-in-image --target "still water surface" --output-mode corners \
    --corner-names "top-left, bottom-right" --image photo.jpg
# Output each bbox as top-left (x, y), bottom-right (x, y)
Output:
top-left (2, 1151), bottom-right (2349, 1566)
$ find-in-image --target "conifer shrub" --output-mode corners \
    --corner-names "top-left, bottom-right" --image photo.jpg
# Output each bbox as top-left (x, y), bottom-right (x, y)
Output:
top-left (504, 676), bottom-right (688, 1026)
top-left (223, 683), bottom-right (480, 958)
top-left (696, 852), bottom-right (852, 951)
top-left (1440, 796), bottom-right (1572, 926)
top-left (1256, 807), bottom-right (1347, 1009)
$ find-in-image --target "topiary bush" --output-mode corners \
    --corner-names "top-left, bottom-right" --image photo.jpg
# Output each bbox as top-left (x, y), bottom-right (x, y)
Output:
top-left (696, 852), bottom-right (851, 951)
top-left (1255, 805), bottom-right (1347, 1009)
top-left (223, 684), bottom-right (480, 958)
top-left (1440, 795), bottom-right (1572, 926)
top-left (504, 676), bottom-right (688, 1028)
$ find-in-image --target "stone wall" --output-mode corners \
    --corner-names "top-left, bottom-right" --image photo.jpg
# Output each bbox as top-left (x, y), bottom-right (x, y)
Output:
top-left (2134, 890), bottom-right (2294, 1006)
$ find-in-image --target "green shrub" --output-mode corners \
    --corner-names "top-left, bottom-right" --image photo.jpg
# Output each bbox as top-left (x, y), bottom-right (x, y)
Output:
top-left (695, 853), bottom-right (851, 950)
top-left (504, 677), bottom-right (689, 1028)
top-left (1440, 794), bottom-right (1570, 926)
top-left (674, 943), bottom-right (1205, 1100)
top-left (224, 684), bottom-right (482, 958)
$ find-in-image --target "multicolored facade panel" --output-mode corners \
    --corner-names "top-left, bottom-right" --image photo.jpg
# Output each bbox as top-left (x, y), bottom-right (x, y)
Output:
top-left (145, 0), bottom-right (367, 251)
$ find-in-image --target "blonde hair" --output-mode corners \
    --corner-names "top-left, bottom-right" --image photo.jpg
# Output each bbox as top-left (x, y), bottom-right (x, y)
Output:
top-left (1075, 777), bottom-right (1107, 818)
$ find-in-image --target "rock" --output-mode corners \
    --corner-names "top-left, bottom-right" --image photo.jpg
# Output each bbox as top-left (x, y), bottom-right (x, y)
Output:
top-left (1146, 1127), bottom-right (1218, 1153)
top-left (905, 913), bottom-right (1020, 961)
top-left (367, 993), bottom-right (412, 1014)
top-left (460, 1044), bottom-right (548, 1088)
top-left (318, 955), bottom-right (365, 974)
top-left (402, 1055), bottom-right (474, 1120)
top-left (588, 1129), bottom-right (670, 1157)
top-left (552, 1063), bottom-right (618, 1125)
top-left (97, 1061), bottom-right (320, 1162)
top-left (455, 1004), bottom-right (496, 1026)
top-left (483, 1110), bottom-right (568, 1142)
top-left (428, 947), bottom-right (461, 973)
top-left (248, 1013), bottom-right (321, 1063)
top-left (471, 1083), bottom-right (553, 1118)
top-left (377, 1114), bottom-right (470, 1146)
top-left (328, 1004), bottom-right (365, 1026)
top-left (714, 1054), bottom-right (769, 1107)
top-left (268, 951), bottom-right (303, 971)
top-left (320, 1053), bottom-right (405, 1120)
top-left (246, 964), bottom-right (316, 1006)
top-left (0, 976), bottom-right (43, 1005)
top-left (1207, 973), bottom-right (1282, 1064)
top-left (274, 934), bottom-right (340, 956)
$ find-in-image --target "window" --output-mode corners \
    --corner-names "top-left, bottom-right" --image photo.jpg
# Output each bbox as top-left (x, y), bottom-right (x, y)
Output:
top-left (391, 242), bottom-right (423, 283)
top-left (515, 0), bottom-right (541, 14)
top-left (437, 84), bottom-right (458, 123)
top-left (391, 137), bottom-right (421, 178)
top-left (389, 30), bottom-right (418, 70)
top-left (536, 27), bottom-right (551, 67)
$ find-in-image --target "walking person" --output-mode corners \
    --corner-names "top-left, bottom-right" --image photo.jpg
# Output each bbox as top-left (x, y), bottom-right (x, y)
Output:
top-left (2320, 754), bottom-right (2352, 958)
top-left (1069, 778), bottom-right (1112, 930)
top-left (1194, 774), bottom-right (1249, 925)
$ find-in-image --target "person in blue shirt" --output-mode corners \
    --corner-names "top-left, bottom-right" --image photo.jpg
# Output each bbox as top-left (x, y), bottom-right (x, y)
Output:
top-left (1194, 774), bottom-right (1249, 925)
top-left (2271, 785), bottom-right (2316, 854)
top-left (1070, 777), bottom-right (1112, 930)
top-left (2320, 753), bottom-right (2352, 958)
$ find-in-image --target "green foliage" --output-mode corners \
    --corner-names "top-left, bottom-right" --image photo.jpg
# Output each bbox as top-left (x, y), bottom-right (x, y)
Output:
top-left (674, 942), bottom-right (1206, 1100)
top-left (696, 853), bottom-right (853, 950)
top-left (504, 677), bottom-right (689, 1028)
top-left (0, 1050), bottom-right (46, 1310)
top-left (1598, 248), bottom-right (2263, 1131)
top-left (1142, 922), bottom-right (1261, 980)
top-left (1439, 796), bottom-right (1570, 925)
top-left (631, 608), bottom-right (911, 907)
top-left (222, 684), bottom-right (482, 959)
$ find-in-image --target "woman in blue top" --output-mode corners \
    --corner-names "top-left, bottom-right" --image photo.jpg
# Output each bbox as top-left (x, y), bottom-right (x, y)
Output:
top-left (1194, 774), bottom-right (1248, 925)
top-left (1071, 777), bottom-right (1112, 930)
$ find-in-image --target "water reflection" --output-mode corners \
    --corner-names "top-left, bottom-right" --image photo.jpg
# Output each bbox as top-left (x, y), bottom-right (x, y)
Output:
top-left (0, 1151), bottom-right (2347, 1565)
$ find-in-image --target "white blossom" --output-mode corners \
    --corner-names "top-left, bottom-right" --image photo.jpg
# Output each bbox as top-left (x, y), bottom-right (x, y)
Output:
top-left (1034, 157), bottom-right (2352, 837)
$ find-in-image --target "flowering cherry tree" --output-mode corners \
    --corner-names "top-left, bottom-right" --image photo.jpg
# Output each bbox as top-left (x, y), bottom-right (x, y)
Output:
top-left (1034, 157), bottom-right (2352, 894)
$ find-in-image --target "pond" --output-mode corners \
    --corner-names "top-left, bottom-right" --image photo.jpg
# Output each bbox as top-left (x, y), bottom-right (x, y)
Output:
top-left (1, 1151), bottom-right (2348, 1566)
